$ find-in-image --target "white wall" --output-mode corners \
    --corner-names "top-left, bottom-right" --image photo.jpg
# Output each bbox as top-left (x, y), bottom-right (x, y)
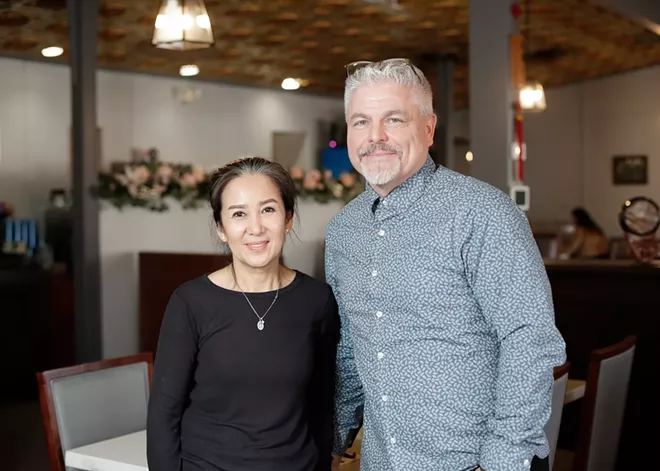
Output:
top-left (582, 66), bottom-right (660, 235)
top-left (0, 57), bottom-right (345, 218)
top-left (454, 66), bottom-right (660, 235)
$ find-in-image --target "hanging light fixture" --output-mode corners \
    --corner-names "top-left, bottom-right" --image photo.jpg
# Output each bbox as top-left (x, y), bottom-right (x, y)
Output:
top-left (518, 0), bottom-right (546, 112)
top-left (152, 0), bottom-right (214, 51)
top-left (519, 80), bottom-right (546, 111)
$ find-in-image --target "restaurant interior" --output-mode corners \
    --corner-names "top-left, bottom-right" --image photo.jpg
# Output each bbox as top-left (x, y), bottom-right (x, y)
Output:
top-left (1, 0), bottom-right (659, 470)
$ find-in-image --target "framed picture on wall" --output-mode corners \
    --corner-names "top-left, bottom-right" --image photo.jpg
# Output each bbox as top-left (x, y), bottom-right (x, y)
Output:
top-left (612, 155), bottom-right (648, 185)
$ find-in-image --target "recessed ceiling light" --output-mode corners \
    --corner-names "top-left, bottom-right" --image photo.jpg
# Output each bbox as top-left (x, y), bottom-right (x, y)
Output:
top-left (281, 78), bottom-right (301, 90)
top-left (179, 64), bottom-right (199, 77)
top-left (41, 46), bottom-right (63, 58)
top-left (465, 151), bottom-right (473, 162)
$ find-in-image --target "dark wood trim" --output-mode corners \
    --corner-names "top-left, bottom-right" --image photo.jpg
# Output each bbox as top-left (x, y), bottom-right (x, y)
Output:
top-left (36, 352), bottom-right (153, 471)
top-left (554, 360), bottom-right (570, 381)
top-left (572, 335), bottom-right (636, 471)
top-left (139, 252), bottom-right (232, 353)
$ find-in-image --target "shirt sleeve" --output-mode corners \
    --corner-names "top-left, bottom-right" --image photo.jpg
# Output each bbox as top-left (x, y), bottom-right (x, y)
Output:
top-left (308, 289), bottom-right (340, 471)
top-left (324, 233), bottom-right (365, 456)
top-left (462, 194), bottom-right (567, 471)
top-left (146, 291), bottom-right (198, 471)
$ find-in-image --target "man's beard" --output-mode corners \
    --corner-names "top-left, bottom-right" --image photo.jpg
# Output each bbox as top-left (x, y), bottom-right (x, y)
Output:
top-left (357, 143), bottom-right (403, 186)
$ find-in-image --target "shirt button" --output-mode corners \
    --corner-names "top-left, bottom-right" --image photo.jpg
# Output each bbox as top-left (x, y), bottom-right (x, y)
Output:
top-left (378, 229), bottom-right (385, 237)
top-left (377, 352), bottom-right (384, 359)
top-left (372, 270), bottom-right (378, 277)
top-left (376, 311), bottom-right (383, 318)
top-left (523, 459), bottom-right (530, 467)
top-left (382, 395), bottom-right (389, 402)
top-left (390, 437), bottom-right (396, 444)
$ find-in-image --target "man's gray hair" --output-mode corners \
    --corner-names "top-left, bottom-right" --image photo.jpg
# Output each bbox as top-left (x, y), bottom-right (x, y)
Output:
top-left (344, 60), bottom-right (434, 117)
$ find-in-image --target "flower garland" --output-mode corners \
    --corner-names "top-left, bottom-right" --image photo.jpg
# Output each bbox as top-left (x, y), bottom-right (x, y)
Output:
top-left (92, 152), bottom-right (364, 211)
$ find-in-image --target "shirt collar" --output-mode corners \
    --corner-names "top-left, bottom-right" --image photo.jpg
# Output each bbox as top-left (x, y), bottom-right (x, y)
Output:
top-left (366, 155), bottom-right (437, 219)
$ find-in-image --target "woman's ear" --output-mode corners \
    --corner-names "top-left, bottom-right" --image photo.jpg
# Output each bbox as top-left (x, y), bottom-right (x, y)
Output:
top-left (217, 227), bottom-right (227, 242)
top-left (285, 213), bottom-right (294, 235)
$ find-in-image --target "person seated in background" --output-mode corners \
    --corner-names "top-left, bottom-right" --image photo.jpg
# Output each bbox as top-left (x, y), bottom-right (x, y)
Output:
top-left (559, 207), bottom-right (609, 259)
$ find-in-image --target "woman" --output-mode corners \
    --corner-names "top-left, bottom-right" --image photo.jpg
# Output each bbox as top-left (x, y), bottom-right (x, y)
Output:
top-left (146, 157), bottom-right (339, 471)
top-left (559, 207), bottom-right (609, 259)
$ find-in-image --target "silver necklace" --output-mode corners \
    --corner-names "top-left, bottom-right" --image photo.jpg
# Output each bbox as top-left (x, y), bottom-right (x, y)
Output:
top-left (232, 266), bottom-right (279, 331)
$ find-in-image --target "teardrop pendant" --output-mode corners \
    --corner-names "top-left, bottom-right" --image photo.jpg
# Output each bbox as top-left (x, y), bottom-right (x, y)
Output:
top-left (257, 320), bottom-right (265, 331)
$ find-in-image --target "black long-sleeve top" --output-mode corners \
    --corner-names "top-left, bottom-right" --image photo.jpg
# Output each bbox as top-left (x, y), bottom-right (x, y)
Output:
top-left (146, 271), bottom-right (339, 471)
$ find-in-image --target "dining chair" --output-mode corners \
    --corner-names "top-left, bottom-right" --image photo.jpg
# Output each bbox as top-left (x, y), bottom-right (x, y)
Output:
top-left (36, 352), bottom-right (153, 471)
top-left (572, 335), bottom-right (636, 471)
top-left (545, 361), bottom-right (570, 470)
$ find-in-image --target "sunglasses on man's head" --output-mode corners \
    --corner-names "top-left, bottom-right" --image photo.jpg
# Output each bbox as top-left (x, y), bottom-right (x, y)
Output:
top-left (344, 58), bottom-right (422, 81)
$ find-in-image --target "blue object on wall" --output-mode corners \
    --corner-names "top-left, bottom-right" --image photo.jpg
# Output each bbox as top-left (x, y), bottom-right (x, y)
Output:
top-left (321, 147), bottom-right (353, 178)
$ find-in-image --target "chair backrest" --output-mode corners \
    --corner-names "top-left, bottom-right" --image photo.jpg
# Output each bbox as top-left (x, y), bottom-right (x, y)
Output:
top-left (545, 361), bottom-right (570, 470)
top-left (573, 336), bottom-right (636, 471)
top-left (36, 353), bottom-right (153, 471)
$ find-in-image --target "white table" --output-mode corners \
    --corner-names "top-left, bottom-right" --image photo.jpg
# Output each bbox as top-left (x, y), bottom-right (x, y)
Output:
top-left (65, 430), bottom-right (147, 471)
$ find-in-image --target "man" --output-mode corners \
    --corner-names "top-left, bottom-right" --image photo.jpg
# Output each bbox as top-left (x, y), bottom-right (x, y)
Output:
top-left (325, 58), bottom-right (566, 471)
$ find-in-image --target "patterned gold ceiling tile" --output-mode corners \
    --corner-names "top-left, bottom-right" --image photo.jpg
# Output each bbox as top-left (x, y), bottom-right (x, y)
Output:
top-left (442, 29), bottom-right (461, 37)
top-left (46, 20), bottom-right (68, 35)
top-left (142, 56), bottom-right (167, 66)
top-left (386, 15), bottom-right (408, 24)
top-left (98, 50), bottom-right (126, 62)
top-left (312, 20), bottom-right (332, 29)
top-left (372, 34), bottom-right (391, 43)
top-left (99, 27), bottom-right (127, 42)
top-left (225, 3), bottom-right (262, 16)
top-left (225, 48), bottom-right (243, 58)
top-left (4, 37), bottom-right (39, 51)
top-left (415, 21), bottom-right (437, 30)
top-left (357, 52), bottom-right (376, 61)
top-left (271, 12), bottom-right (299, 22)
top-left (251, 55), bottom-right (275, 64)
top-left (300, 28), bottom-right (318, 38)
top-left (222, 28), bottom-right (253, 38)
top-left (0, 11), bottom-right (30, 27)
top-left (99, 2), bottom-right (127, 18)
top-left (343, 28), bottom-right (361, 37)
top-left (261, 35), bottom-right (286, 44)
top-left (2, 0), bottom-right (660, 108)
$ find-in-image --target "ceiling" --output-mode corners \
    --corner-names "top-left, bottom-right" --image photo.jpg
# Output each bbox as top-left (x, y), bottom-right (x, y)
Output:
top-left (1, 0), bottom-right (660, 108)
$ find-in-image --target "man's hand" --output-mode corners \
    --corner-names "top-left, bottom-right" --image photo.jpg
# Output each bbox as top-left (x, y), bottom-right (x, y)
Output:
top-left (331, 454), bottom-right (342, 470)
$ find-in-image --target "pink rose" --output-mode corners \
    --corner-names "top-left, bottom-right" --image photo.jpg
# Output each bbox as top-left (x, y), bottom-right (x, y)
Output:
top-left (339, 172), bottom-right (356, 188)
top-left (302, 169), bottom-right (322, 190)
top-left (180, 173), bottom-right (197, 188)
top-left (157, 165), bottom-right (173, 184)
top-left (289, 166), bottom-right (304, 179)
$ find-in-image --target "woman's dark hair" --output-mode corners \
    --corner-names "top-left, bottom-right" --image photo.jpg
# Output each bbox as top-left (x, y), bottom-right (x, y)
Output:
top-left (208, 157), bottom-right (297, 227)
top-left (571, 207), bottom-right (603, 233)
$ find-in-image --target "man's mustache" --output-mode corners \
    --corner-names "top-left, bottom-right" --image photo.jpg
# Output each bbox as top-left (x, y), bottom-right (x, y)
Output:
top-left (358, 143), bottom-right (402, 158)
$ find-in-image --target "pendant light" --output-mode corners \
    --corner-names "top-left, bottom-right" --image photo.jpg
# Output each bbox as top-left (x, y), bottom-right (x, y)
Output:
top-left (152, 0), bottom-right (214, 51)
top-left (518, 0), bottom-right (546, 112)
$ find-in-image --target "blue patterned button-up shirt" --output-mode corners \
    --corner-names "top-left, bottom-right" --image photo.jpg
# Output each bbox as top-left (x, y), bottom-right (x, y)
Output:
top-left (324, 157), bottom-right (566, 471)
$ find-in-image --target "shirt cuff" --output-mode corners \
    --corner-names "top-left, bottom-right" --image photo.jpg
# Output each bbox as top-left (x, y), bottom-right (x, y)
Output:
top-left (479, 438), bottom-right (539, 471)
